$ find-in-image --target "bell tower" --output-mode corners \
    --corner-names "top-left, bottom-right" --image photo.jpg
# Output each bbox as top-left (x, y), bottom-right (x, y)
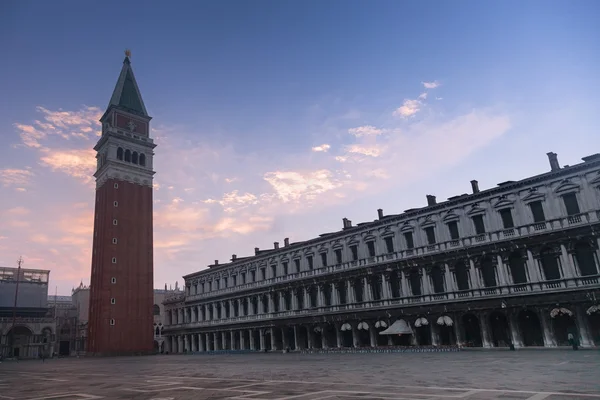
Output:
top-left (88, 51), bottom-right (156, 356)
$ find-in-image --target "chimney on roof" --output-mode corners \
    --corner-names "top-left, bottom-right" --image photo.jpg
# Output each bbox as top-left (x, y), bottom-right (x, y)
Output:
top-left (342, 218), bottom-right (353, 229)
top-left (284, 237), bottom-right (290, 247)
top-left (426, 195), bottom-right (437, 206)
top-left (274, 242), bottom-right (279, 249)
top-left (232, 254), bottom-right (237, 261)
top-left (547, 152), bottom-right (560, 171)
top-left (214, 260), bottom-right (218, 265)
top-left (470, 180), bottom-right (480, 194)
top-left (254, 247), bottom-right (260, 255)
top-left (377, 209), bottom-right (384, 219)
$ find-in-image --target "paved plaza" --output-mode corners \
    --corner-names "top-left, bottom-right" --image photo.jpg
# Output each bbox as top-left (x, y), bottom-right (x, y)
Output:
top-left (0, 350), bottom-right (599, 400)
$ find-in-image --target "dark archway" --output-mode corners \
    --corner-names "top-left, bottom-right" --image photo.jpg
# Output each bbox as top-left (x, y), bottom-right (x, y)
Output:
top-left (573, 242), bottom-right (598, 276)
top-left (539, 247), bottom-right (561, 280)
top-left (461, 314), bottom-right (482, 347)
top-left (430, 265), bottom-right (445, 293)
top-left (508, 251), bottom-right (528, 284)
top-left (415, 318), bottom-right (431, 345)
top-left (488, 312), bottom-right (511, 347)
top-left (518, 310), bottom-right (544, 346)
top-left (117, 147), bottom-right (124, 160)
top-left (588, 312), bottom-right (600, 345)
top-left (551, 311), bottom-right (577, 346)
top-left (7, 326), bottom-right (33, 358)
top-left (480, 256), bottom-right (497, 288)
top-left (409, 270), bottom-right (422, 296)
top-left (124, 149), bottom-right (131, 162)
top-left (341, 324), bottom-right (353, 347)
top-left (353, 278), bottom-right (364, 303)
top-left (132, 151), bottom-right (138, 164)
top-left (139, 153), bottom-right (146, 166)
top-left (323, 324), bottom-right (336, 348)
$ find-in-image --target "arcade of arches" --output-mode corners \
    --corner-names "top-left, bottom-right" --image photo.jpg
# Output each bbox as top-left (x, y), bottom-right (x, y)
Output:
top-left (166, 304), bottom-right (600, 353)
top-left (0, 325), bottom-right (54, 358)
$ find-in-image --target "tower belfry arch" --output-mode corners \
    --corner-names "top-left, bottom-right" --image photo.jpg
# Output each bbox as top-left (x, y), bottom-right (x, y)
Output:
top-left (87, 50), bottom-right (156, 356)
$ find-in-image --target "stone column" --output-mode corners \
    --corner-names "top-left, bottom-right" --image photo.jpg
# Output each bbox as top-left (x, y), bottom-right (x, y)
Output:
top-left (293, 326), bottom-right (300, 350)
top-left (496, 255), bottom-right (508, 286)
top-left (574, 305), bottom-right (594, 347)
top-left (381, 274), bottom-right (391, 300)
top-left (468, 259), bottom-right (480, 289)
top-left (508, 312), bottom-right (523, 348)
top-left (307, 328), bottom-right (314, 348)
top-left (304, 287), bottom-right (311, 308)
top-left (369, 326), bottom-right (377, 347)
top-left (191, 334), bottom-right (196, 352)
top-left (317, 285), bottom-right (324, 307)
top-left (230, 331), bottom-right (236, 350)
top-left (363, 277), bottom-right (373, 302)
top-left (430, 323), bottom-right (439, 346)
top-left (292, 290), bottom-right (299, 310)
top-left (526, 249), bottom-right (540, 282)
top-left (213, 332), bottom-right (220, 350)
top-left (352, 325), bottom-right (360, 348)
top-left (239, 331), bottom-right (246, 350)
top-left (221, 332), bottom-right (227, 350)
top-left (199, 333), bottom-right (205, 352)
top-left (281, 327), bottom-right (289, 350)
top-left (198, 305), bottom-right (204, 322)
top-left (401, 270), bottom-right (410, 297)
top-left (422, 271), bottom-right (431, 295)
top-left (321, 326), bottom-right (328, 349)
top-left (330, 283), bottom-right (339, 306)
top-left (346, 280), bottom-right (355, 303)
top-left (335, 324), bottom-right (342, 348)
top-left (560, 244), bottom-right (576, 278)
top-left (539, 310), bottom-right (557, 347)
top-left (444, 264), bottom-right (455, 292)
top-left (205, 333), bottom-right (211, 351)
top-left (259, 329), bottom-right (265, 351)
top-left (453, 315), bottom-right (464, 347)
top-left (249, 329), bottom-right (255, 350)
top-left (479, 313), bottom-right (492, 348)
top-left (212, 303), bottom-right (218, 320)
top-left (184, 335), bottom-right (189, 352)
top-left (270, 328), bottom-right (277, 351)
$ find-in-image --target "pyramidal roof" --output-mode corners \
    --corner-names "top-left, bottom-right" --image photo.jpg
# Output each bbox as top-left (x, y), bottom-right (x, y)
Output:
top-left (107, 55), bottom-right (148, 117)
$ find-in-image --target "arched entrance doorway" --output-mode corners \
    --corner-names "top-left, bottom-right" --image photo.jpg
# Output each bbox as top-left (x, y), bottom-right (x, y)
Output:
top-left (340, 323), bottom-right (353, 347)
top-left (7, 326), bottom-right (33, 358)
top-left (356, 322), bottom-right (370, 347)
top-left (587, 307), bottom-right (600, 345)
top-left (374, 320), bottom-right (389, 346)
top-left (518, 310), bottom-right (544, 346)
top-left (414, 317), bottom-right (431, 345)
top-left (436, 316), bottom-right (455, 345)
top-left (550, 308), bottom-right (577, 346)
top-left (461, 314), bottom-right (482, 347)
top-left (488, 311), bottom-right (511, 347)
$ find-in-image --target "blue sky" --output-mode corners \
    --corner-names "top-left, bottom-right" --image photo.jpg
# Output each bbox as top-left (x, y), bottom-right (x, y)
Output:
top-left (1, 0), bottom-right (599, 294)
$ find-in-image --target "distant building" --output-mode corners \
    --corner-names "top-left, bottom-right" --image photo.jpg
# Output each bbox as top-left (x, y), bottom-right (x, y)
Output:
top-left (164, 152), bottom-right (600, 352)
top-left (0, 266), bottom-right (55, 358)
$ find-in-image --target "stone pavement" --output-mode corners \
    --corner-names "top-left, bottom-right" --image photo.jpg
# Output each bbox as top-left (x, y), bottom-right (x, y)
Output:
top-left (0, 350), bottom-right (598, 399)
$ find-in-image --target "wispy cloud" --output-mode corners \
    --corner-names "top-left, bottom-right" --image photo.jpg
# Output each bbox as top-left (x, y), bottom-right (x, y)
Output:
top-left (348, 126), bottom-right (384, 137)
top-left (311, 144), bottom-right (331, 152)
top-left (0, 168), bottom-right (33, 187)
top-left (422, 81), bottom-right (441, 89)
top-left (393, 99), bottom-right (421, 118)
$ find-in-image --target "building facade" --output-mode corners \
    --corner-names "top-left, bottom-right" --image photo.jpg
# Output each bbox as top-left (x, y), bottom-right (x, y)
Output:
top-left (88, 52), bottom-right (156, 356)
top-left (0, 266), bottom-right (55, 358)
top-left (163, 152), bottom-right (600, 352)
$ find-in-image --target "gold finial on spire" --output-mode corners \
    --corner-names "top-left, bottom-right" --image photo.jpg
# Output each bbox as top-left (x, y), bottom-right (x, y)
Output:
top-left (125, 49), bottom-right (131, 58)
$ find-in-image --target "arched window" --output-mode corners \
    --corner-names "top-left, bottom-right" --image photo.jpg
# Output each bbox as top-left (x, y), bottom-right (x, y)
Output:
top-left (117, 147), bottom-right (124, 161)
top-left (155, 326), bottom-right (160, 336)
top-left (153, 304), bottom-right (160, 316)
top-left (124, 149), bottom-right (131, 162)
top-left (139, 153), bottom-right (146, 166)
top-left (132, 151), bottom-right (138, 164)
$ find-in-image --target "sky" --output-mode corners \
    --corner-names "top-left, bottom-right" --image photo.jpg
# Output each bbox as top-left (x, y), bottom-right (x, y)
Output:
top-left (1, 0), bottom-right (599, 295)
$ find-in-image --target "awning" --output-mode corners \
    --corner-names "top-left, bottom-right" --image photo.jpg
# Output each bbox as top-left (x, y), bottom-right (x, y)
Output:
top-left (357, 321), bottom-right (369, 330)
top-left (375, 320), bottom-right (388, 329)
top-left (379, 319), bottom-right (413, 335)
top-left (340, 323), bottom-right (352, 331)
top-left (436, 316), bottom-right (453, 326)
top-left (586, 305), bottom-right (599, 315)
top-left (550, 307), bottom-right (573, 318)
top-left (414, 317), bottom-right (429, 327)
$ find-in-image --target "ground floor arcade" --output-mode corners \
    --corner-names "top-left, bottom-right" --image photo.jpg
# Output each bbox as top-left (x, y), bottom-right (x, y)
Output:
top-left (165, 301), bottom-right (600, 353)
